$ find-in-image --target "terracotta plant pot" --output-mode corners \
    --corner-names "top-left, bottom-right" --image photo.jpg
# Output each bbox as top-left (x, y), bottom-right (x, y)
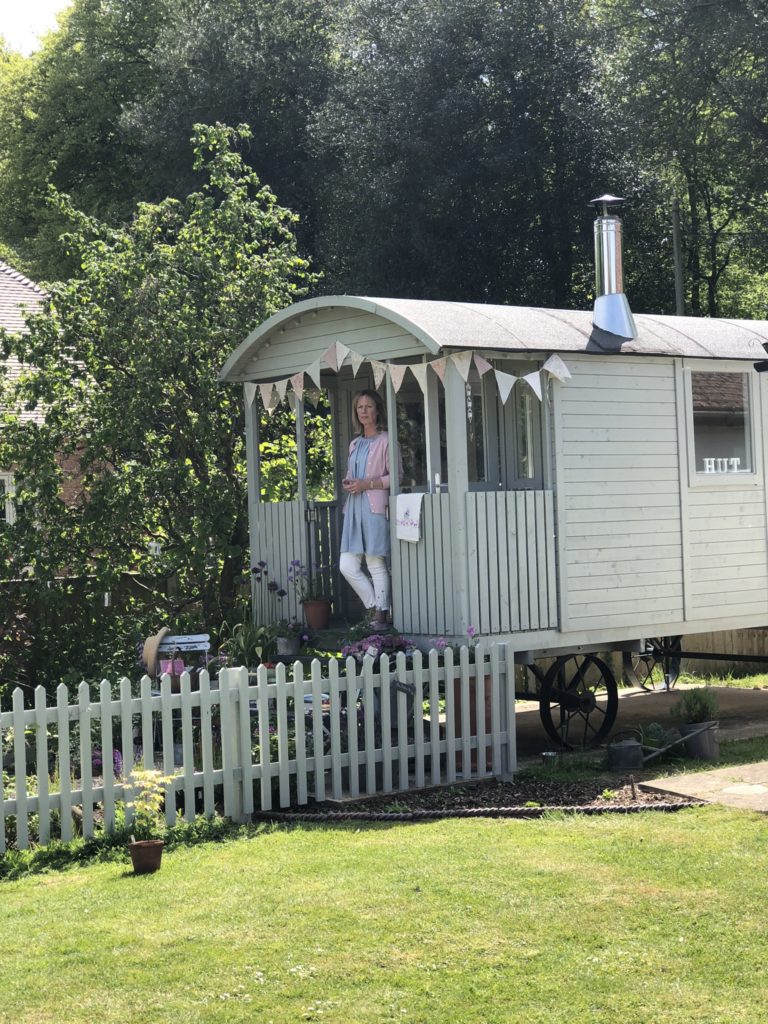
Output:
top-left (302, 599), bottom-right (332, 631)
top-left (128, 838), bottom-right (164, 874)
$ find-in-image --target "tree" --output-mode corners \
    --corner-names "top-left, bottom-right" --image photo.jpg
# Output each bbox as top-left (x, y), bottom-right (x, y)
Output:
top-left (0, 123), bottom-right (314, 688)
top-left (310, 0), bottom-right (615, 307)
top-left (598, 0), bottom-right (768, 317)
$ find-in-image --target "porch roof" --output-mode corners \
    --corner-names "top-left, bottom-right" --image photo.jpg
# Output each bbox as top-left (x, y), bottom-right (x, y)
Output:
top-left (220, 295), bottom-right (768, 382)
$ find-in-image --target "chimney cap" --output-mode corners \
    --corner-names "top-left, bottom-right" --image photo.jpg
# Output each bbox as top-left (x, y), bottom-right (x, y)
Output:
top-left (590, 193), bottom-right (625, 214)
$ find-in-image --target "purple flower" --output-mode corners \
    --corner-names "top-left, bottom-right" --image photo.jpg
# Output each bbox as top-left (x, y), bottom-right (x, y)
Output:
top-left (267, 581), bottom-right (278, 592)
top-left (467, 625), bottom-right (478, 639)
top-left (276, 588), bottom-right (287, 598)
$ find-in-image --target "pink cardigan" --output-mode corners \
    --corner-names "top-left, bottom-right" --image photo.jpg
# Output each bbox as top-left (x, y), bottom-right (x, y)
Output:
top-left (343, 431), bottom-right (399, 514)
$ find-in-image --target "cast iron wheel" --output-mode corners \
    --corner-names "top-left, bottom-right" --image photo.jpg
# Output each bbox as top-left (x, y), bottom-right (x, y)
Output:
top-left (622, 636), bottom-right (682, 691)
top-left (539, 654), bottom-right (618, 750)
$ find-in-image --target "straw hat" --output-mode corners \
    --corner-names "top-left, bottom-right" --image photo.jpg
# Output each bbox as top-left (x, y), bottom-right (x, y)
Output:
top-left (142, 626), bottom-right (170, 676)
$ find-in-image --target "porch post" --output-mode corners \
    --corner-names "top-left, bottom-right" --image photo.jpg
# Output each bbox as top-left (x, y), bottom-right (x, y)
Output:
top-left (425, 366), bottom-right (442, 489)
top-left (295, 397), bottom-right (307, 502)
top-left (444, 359), bottom-right (471, 636)
top-left (385, 373), bottom-right (399, 497)
top-left (244, 388), bottom-right (262, 615)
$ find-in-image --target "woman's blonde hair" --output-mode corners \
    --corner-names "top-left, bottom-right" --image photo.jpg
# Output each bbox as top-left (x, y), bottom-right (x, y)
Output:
top-left (351, 389), bottom-right (387, 434)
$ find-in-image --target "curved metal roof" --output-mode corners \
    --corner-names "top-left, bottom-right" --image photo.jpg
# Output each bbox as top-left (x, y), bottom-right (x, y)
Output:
top-left (220, 295), bottom-right (768, 381)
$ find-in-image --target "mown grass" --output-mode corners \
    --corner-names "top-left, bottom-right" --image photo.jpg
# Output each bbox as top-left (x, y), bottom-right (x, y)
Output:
top-left (2, 807), bottom-right (768, 1024)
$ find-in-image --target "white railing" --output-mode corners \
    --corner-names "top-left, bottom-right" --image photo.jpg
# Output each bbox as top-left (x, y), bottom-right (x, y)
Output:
top-left (0, 645), bottom-right (515, 852)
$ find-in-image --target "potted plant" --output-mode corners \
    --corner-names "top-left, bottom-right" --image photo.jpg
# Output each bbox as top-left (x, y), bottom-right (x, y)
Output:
top-left (671, 686), bottom-right (720, 760)
top-left (288, 559), bottom-right (333, 630)
top-left (125, 768), bottom-right (176, 874)
top-left (219, 616), bottom-right (276, 669)
top-left (274, 618), bottom-right (306, 658)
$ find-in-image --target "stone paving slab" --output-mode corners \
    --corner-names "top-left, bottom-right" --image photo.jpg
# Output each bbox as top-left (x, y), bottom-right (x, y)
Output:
top-left (640, 762), bottom-right (768, 812)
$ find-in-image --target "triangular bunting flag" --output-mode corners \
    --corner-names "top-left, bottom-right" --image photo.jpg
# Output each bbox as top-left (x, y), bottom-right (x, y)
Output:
top-left (451, 351), bottom-right (473, 382)
top-left (370, 359), bottom-right (387, 389)
top-left (349, 350), bottom-right (365, 377)
top-left (307, 359), bottom-right (323, 389)
top-left (389, 364), bottom-right (408, 393)
top-left (290, 371), bottom-right (305, 400)
top-left (542, 354), bottom-right (572, 383)
top-left (410, 364), bottom-right (428, 395)
top-left (322, 344), bottom-right (338, 372)
top-left (275, 378), bottom-right (289, 403)
top-left (523, 370), bottom-right (543, 400)
top-left (473, 353), bottom-right (493, 377)
top-left (335, 341), bottom-right (350, 368)
top-left (258, 382), bottom-right (276, 410)
top-left (430, 358), bottom-right (447, 383)
top-left (495, 369), bottom-right (517, 405)
top-left (244, 382), bottom-right (258, 407)
top-left (287, 392), bottom-right (296, 412)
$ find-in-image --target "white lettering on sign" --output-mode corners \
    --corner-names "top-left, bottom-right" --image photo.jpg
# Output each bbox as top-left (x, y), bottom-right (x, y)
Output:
top-left (703, 457), bottom-right (741, 474)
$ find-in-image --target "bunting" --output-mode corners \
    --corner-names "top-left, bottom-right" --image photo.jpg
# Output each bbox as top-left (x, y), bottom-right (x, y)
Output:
top-left (542, 353), bottom-right (572, 383)
top-left (245, 345), bottom-right (570, 410)
top-left (430, 357), bottom-right (447, 383)
top-left (321, 343), bottom-right (339, 372)
top-left (451, 350), bottom-right (473, 382)
top-left (349, 350), bottom-right (366, 377)
top-left (370, 359), bottom-right (387, 388)
top-left (523, 370), bottom-right (543, 401)
top-left (495, 370), bottom-right (517, 405)
top-left (389, 364), bottom-right (408, 393)
top-left (306, 359), bottom-right (323, 389)
top-left (473, 353), bottom-right (493, 376)
top-left (410, 363), bottom-right (429, 395)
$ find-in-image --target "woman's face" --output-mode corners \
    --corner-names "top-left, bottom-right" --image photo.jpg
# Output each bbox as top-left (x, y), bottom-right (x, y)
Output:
top-left (355, 396), bottom-right (378, 430)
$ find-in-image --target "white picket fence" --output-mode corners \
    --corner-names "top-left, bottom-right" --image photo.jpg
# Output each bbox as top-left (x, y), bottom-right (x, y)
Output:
top-left (0, 644), bottom-right (516, 853)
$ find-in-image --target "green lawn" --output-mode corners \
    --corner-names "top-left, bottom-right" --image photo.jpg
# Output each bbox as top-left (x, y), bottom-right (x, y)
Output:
top-left (2, 808), bottom-right (767, 1024)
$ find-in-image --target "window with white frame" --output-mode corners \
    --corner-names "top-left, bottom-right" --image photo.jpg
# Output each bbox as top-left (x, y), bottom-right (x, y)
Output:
top-left (0, 472), bottom-right (15, 524)
top-left (691, 371), bottom-right (753, 475)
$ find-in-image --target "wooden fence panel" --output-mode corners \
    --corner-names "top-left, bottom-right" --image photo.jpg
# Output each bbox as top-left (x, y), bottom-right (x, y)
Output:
top-left (0, 647), bottom-right (514, 853)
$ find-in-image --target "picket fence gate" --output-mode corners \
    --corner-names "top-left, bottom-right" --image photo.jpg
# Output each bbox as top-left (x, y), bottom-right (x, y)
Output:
top-left (0, 644), bottom-right (516, 853)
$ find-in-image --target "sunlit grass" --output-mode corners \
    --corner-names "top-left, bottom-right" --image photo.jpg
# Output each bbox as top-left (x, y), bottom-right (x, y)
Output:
top-left (2, 808), bottom-right (768, 1024)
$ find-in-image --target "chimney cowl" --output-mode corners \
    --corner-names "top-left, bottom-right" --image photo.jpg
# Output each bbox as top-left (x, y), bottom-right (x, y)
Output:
top-left (590, 194), bottom-right (638, 340)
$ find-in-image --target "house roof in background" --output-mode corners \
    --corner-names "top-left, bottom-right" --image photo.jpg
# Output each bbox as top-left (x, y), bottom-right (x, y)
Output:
top-left (221, 295), bottom-right (768, 382)
top-left (0, 261), bottom-right (46, 425)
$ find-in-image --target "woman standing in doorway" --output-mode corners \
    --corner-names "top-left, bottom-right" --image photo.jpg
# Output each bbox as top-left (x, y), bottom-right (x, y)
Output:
top-left (340, 389), bottom-right (396, 626)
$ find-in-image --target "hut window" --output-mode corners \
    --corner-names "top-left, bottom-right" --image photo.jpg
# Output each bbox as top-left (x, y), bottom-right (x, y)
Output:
top-left (0, 473), bottom-right (14, 524)
top-left (691, 371), bottom-right (752, 474)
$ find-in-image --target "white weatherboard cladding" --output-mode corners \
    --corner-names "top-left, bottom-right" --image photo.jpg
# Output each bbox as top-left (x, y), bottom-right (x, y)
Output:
top-left (686, 488), bottom-right (768, 617)
top-left (557, 357), bottom-right (685, 630)
top-left (239, 308), bottom-right (426, 380)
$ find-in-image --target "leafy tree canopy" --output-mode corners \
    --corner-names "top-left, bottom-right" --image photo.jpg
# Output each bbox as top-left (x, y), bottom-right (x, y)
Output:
top-left (0, 123), bottom-right (316, 687)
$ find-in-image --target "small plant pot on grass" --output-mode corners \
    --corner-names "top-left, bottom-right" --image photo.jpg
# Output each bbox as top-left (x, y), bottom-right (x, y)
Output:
top-left (671, 686), bottom-right (720, 761)
top-left (128, 838), bottom-right (164, 874)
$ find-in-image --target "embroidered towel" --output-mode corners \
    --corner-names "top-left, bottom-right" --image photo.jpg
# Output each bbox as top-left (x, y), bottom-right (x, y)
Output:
top-left (396, 493), bottom-right (424, 543)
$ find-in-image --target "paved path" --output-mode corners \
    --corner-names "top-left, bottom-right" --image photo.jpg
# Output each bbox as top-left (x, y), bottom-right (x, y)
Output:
top-left (515, 684), bottom-right (768, 812)
top-left (640, 762), bottom-right (768, 812)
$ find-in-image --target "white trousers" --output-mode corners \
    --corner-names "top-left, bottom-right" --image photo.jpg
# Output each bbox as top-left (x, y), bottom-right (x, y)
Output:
top-left (339, 552), bottom-right (390, 611)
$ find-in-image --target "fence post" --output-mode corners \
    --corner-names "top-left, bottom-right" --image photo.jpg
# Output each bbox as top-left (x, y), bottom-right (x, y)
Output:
top-left (35, 685), bottom-right (51, 845)
top-left (502, 645), bottom-right (517, 777)
top-left (219, 668), bottom-right (245, 822)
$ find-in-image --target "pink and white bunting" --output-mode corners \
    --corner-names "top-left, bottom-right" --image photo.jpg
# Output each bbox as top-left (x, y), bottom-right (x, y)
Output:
top-left (274, 378), bottom-right (289, 403)
top-left (430, 357), bottom-right (447, 383)
top-left (307, 359), bottom-right (323, 389)
top-left (290, 371), bottom-right (305, 400)
top-left (370, 359), bottom-right (387, 388)
top-left (321, 344), bottom-right (338, 372)
top-left (451, 350), bottom-right (473, 382)
top-left (244, 382), bottom-right (258, 407)
top-left (473, 353), bottom-right (493, 376)
top-left (388, 363), bottom-right (408, 393)
top-left (258, 381), bottom-right (277, 414)
top-left (335, 341), bottom-right (350, 368)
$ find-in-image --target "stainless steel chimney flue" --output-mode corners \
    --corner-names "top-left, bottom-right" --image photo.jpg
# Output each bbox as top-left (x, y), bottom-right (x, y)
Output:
top-left (591, 194), bottom-right (637, 340)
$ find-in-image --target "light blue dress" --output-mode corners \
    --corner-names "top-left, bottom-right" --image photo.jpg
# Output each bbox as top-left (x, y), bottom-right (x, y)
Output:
top-left (340, 436), bottom-right (390, 556)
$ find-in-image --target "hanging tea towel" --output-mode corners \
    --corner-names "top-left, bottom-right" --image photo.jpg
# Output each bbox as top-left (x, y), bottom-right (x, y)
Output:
top-left (396, 493), bottom-right (424, 543)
